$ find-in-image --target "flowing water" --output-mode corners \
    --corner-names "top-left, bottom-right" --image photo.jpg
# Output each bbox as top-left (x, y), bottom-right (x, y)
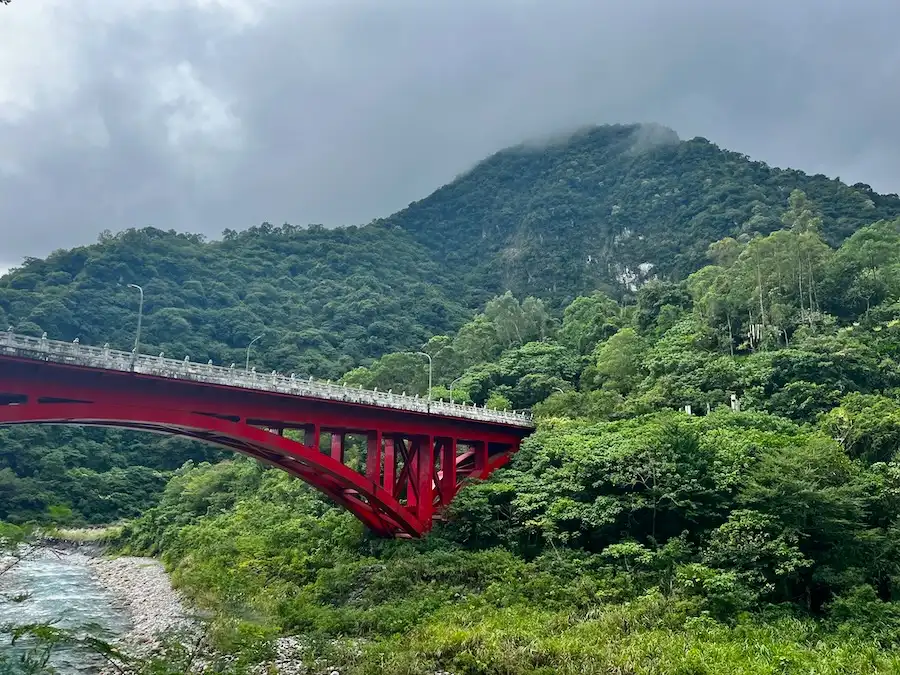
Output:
top-left (0, 550), bottom-right (130, 673)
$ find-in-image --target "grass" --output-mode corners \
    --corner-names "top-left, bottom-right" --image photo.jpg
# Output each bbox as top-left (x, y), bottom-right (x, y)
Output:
top-left (297, 595), bottom-right (900, 675)
top-left (46, 524), bottom-right (125, 543)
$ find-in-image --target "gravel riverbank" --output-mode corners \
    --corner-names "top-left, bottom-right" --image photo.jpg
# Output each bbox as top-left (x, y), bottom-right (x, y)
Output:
top-left (76, 552), bottom-right (310, 674)
top-left (13, 547), bottom-right (445, 674)
top-left (83, 555), bottom-right (199, 656)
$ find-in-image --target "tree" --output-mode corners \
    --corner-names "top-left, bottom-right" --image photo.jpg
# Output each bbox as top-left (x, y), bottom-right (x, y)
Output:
top-left (558, 291), bottom-right (621, 355)
top-left (822, 393), bottom-right (900, 464)
top-left (587, 328), bottom-right (645, 394)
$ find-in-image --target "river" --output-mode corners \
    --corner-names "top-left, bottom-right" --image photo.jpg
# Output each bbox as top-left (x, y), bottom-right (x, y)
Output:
top-left (0, 550), bottom-right (130, 674)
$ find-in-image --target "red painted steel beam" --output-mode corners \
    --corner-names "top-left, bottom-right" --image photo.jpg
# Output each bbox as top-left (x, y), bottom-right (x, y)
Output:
top-left (441, 438), bottom-right (457, 505)
top-left (0, 356), bottom-right (532, 537)
top-left (330, 432), bottom-right (345, 463)
top-left (366, 430), bottom-right (381, 484)
top-left (383, 437), bottom-right (396, 498)
top-left (0, 356), bottom-right (531, 442)
top-left (0, 359), bottom-right (530, 443)
top-left (416, 435), bottom-right (434, 525)
top-left (0, 400), bottom-right (425, 537)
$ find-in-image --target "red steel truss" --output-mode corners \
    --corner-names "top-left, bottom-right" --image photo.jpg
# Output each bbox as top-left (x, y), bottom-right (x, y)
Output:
top-left (0, 355), bottom-right (531, 537)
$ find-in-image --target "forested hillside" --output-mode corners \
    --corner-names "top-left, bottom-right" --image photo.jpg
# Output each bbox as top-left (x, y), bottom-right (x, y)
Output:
top-left (2, 124), bottom-right (900, 528)
top-left (0, 225), bottom-right (468, 377)
top-left (386, 123), bottom-right (900, 303)
top-left (4, 119), bottom-right (900, 671)
top-left (3, 124), bottom-right (898, 360)
top-left (0, 225), bottom-right (470, 523)
top-left (116, 198), bottom-right (900, 673)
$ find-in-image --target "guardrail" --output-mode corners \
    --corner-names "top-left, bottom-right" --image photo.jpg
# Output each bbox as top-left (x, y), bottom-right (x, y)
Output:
top-left (0, 331), bottom-right (535, 428)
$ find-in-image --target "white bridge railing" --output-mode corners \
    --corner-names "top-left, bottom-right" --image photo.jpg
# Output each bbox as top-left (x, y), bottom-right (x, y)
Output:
top-left (0, 331), bottom-right (534, 428)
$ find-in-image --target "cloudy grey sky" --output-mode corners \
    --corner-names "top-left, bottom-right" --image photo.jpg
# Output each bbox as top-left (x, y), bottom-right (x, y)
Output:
top-left (1, 0), bottom-right (899, 274)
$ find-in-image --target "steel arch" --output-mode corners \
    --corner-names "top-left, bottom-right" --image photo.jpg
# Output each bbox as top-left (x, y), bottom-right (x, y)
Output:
top-left (0, 401), bottom-right (425, 537)
top-left (0, 353), bottom-right (530, 537)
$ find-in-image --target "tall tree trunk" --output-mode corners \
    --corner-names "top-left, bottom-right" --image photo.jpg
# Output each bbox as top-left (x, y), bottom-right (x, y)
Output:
top-left (755, 248), bottom-right (767, 330)
top-left (726, 315), bottom-right (734, 357)
top-left (797, 243), bottom-right (805, 317)
top-left (806, 250), bottom-right (817, 323)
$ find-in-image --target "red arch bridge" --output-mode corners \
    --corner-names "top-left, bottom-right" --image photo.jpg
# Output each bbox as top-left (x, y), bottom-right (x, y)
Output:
top-left (0, 332), bottom-right (534, 537)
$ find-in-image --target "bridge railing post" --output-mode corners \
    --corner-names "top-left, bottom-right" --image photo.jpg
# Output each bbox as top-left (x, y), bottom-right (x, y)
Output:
top-left (0, 331), bottom-right (533, 427)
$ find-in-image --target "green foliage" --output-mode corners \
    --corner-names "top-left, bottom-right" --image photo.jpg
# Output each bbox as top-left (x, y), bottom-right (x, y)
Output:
top-left (585, 327), bottom-right (645, 394)
top-left (332, 606), bottom-right (900, 675)
top-left (558, 291), bottom-right (622, 355)
top-left (118, 413), bottom-right (900, 671)
top-left (823, 393), bottom-right (900, 463)
top-left (0, 426), bottom-right (223, 523)
top-left (387, 125), bottom-right (900, 305)
top-left (7, 132), bottom-right (900, 671)
top-left (3, 127), bottom-right (900, 523)
top-left (0, 223), bottom-right (472, 522)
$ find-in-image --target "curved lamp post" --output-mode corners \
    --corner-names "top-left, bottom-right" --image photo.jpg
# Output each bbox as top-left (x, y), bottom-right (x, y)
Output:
top-left (449, 375), bottom-right (465, 404)
top-left (415, 351), bottom-right (433, 407)
top-left (127, 284), bottom-right (144, 370)
top-left (246, 334), bottom-right (264, 372)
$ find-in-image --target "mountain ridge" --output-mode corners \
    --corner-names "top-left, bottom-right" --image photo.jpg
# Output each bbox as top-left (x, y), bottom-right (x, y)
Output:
top-left (381, 123), bottom-right (900, 305)
top-left (3, 123), bottom-right (900, 367)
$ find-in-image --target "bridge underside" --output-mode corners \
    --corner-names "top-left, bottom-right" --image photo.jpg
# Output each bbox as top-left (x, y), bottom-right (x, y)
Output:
top-left (0, 359), bottom-right (525, 537)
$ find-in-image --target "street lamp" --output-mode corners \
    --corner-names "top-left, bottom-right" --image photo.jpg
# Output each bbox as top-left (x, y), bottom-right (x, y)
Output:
top-left (415, 351), bottom-right (433, 404)
top-left (449, 375), bottom-right (465, 404)
top-left (127, 284), bottom-right (143, 369)
top-left (246, 334), bottom-right (264, 372)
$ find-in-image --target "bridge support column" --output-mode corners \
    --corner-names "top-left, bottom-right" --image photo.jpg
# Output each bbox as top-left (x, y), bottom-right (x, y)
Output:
top-left (417, 435), bottom-right (434, 524)
top-left (383, 437), bottom-right (395, 497)
top-left (441, 437), bottom-right (457, 504)
top-left (331, 432), bottom-right (345, 463)
top-left (366, 430), bottom-right (382, 485)
top-left (473, 440), bottom-right (487, 477)
top-left (406, 439), bottom-right (418, 509)
top-left (304, 424), bottom-right (320, 453)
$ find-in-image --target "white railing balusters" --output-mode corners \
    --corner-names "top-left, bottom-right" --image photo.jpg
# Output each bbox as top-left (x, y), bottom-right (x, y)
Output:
top-left (0, 332), bottom-right (534, 428)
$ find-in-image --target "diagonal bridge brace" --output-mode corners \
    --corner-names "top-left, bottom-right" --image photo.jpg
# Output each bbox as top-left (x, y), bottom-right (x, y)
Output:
top-left (0, 401), bottom-right (424, 537)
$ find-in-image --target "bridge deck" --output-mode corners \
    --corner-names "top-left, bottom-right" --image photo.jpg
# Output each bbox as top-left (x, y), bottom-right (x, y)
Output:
top-left (0, 331), bottom-right (532, 537)
top-left (0, 331), bottom-right (534, 430)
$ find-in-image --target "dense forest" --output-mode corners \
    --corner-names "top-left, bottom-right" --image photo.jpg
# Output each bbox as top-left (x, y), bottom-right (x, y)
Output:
top-left (116, 197), bottom-right (900, 673)
top-left (4, 125), bottom-right (900, 672)
top-left (2, 124), bottom-right (900, 526)
top-left (385, 123), bottom-right (900, 303)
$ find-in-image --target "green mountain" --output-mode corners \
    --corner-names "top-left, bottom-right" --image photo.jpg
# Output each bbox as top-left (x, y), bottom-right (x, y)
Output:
top-left (7, 124), bottom-right (900, 673)
top-left (386, 123), bottom-right (900, 304)
top-left (2, 122), bottom-right (900, 524)
top-left (0, 225), bottom-right (468, 379)
top-left (3, 123), bottom-right (898, 368)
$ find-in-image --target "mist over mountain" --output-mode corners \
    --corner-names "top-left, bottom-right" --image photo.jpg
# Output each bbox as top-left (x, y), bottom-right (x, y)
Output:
top-left (4, 123), bottom-right (900, 367)
top-left (385, 123), bottom-right (900, 304)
